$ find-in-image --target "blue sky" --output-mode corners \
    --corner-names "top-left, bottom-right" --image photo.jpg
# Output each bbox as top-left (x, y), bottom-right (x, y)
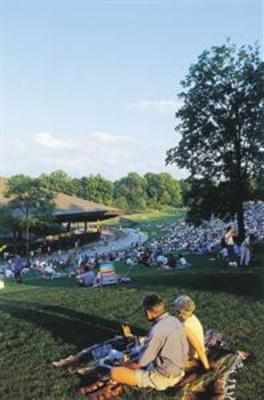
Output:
top-left (1, 0), bottom-right (262, 180)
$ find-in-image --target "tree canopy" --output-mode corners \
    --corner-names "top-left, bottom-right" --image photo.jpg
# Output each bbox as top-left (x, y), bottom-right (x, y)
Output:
top-left (4, 175), bottom-right (56, 263)
top-left (37, 170), bottom-right (73, 194)
top-left (145, 172), bottom-right (182, 209)
top-left (114, 172), bottom-right (147, 211)
top-left (1, 170), bottom-right (184, 214)
top-left (78, 175), bottom-right (114, 205)
top-left (7, 175), bottom-right (55, 224)
top-left (166, 41), bottom-right (264, 240)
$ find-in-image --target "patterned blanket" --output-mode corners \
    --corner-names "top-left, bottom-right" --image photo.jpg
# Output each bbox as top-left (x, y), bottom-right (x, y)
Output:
top-left (52, 330), bottom-right (250, 400)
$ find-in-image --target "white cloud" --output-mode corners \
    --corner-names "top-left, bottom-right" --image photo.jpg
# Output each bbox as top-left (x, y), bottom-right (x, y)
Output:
top-left (89, 132), bottom-right (136, 145)
top-left (127, 99), bottom-right (182, 114)
top-left (34, 132), bottom-right (77, 149)
top-left (34, 131), bottom-right (137, 151)
top-left (1, 130), bottom-right (187, 180)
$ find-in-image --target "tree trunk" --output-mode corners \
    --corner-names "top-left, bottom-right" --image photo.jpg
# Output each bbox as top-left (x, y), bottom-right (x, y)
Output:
top-left (12, 229), bottom-right (17, 253)
top-left (236, 199), bottom-right (245, 243)
top-left (26, 225), bottom-right (30, 268)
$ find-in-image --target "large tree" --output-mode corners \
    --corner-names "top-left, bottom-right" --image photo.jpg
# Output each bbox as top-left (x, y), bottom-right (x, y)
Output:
top-left (166, 41), bottom-right (264, 240)
top-left (37, 170), bottom-right (73, 194)
top-left (114, 172), bottom-right (147, 211)
top-left (6, 175), bottom-right (55, 265)
top-left (0, 205), bottom-right (20, 241)
top-left (145, 172), bottom-right (182, 208)
top-left (181, 178), bottom-right (241, 225)
top-left (77, 175), bottom-right (114, 205)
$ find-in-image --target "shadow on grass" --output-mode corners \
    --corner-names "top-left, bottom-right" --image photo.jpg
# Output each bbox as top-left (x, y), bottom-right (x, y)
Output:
top-left (0, 300), bottom-right (145, 349)
top-left (132, 271), bottom-right (263, 300)
top-left (22, 277), bottom-right (77, 288)
top-left (9, 267), bottom-right (263, 300)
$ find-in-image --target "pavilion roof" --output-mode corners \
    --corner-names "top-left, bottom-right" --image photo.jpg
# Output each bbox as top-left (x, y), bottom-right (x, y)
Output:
top-left (53, 193), bottom-right (121, 222)
top-left (0, 178), bottom-right (121, 222)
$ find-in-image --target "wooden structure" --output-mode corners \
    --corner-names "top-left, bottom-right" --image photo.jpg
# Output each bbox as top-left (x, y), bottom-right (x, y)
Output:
top-left (0, 178), bottom-right (122, 253)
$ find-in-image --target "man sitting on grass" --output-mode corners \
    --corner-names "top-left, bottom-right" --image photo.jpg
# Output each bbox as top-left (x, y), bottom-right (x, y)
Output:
top-left (111, 293), bottom-right (189, 391)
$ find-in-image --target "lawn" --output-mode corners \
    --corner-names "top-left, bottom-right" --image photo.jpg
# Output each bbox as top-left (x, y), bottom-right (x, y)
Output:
top-left (104, 209), bottom-right (185, 227)
top-left (123, 209), bottom-right (186, 223)
top-left (0, 224), bottom-right (263, 399)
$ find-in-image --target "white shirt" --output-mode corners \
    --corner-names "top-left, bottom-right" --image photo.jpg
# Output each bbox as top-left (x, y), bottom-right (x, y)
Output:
top-left (225, 231), bottom-right (234, 246)
top-left (179, 257), bottom-right (187, 266)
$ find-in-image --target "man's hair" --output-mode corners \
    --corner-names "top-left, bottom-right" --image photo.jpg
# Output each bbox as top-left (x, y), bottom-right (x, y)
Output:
top-left (142, 293), bottom-right (164, 311)
top-left (174, 295), bottom-right (195, 313)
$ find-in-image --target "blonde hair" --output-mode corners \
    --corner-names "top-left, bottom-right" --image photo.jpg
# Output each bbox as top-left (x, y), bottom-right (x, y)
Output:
top-left (174, 295), bottom-right (195, 314)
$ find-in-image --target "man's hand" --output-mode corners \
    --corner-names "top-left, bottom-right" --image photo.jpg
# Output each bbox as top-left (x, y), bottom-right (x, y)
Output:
top-left (122, 324), bottom-right (133, 338)
top-left (119, 360), bottom-right (140, 369)
top-left (126, 361), bottom-right (140, 370)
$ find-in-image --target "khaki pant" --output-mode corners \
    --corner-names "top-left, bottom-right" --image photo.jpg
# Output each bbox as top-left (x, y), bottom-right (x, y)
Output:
top-left (135, 368), bottom-right (184, 391)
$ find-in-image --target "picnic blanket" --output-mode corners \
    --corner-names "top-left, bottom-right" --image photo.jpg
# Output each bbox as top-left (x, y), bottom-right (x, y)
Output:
top-left (53, 330), bottom-right (250, 400)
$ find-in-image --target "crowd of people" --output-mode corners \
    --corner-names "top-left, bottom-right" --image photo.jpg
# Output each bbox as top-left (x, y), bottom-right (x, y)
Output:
top-left (0, 228), bottom-right (148, 285)
top-left (119, 201), bottom-right (263, 269)
top-left (0, 202), bottom-right (263, 286)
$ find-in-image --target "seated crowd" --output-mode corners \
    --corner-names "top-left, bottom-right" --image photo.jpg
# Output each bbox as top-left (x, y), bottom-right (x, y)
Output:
top-left (1, 202), bottom-right (263, 282)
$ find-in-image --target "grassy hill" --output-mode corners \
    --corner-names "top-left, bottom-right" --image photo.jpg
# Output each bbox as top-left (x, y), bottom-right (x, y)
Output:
top-left (0, 217), bottom-right (263, 400)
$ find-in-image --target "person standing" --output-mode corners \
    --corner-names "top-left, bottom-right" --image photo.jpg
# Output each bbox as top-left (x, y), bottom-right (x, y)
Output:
top-left (240, 235), bottom-right (251, 267)
top-left (224, 226), bottom-right (237, 266)
top-left (14, 254), bottom-right (24, 283)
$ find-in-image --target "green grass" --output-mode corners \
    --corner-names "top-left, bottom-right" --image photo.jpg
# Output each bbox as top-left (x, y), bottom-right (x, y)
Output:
top-left (123, 209), bottom-right (186, 223)
top-left (104, 209), bottom-right (185, 226)
top-left (0, 236), bottom-right (263, 399)
top-left (105, 209), bottom-right (186, 241)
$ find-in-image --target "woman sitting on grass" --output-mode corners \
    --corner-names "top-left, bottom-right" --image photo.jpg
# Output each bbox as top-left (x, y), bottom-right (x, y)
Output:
top-left (174, 295), bottom-right (210, 371)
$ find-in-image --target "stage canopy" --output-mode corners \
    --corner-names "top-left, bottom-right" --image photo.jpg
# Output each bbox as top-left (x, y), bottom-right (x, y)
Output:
top-left (0, 178), bottom-right (122, 225)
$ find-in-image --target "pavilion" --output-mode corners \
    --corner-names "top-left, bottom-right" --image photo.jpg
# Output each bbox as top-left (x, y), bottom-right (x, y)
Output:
top-left (0, 178), bottom-right (122, 254)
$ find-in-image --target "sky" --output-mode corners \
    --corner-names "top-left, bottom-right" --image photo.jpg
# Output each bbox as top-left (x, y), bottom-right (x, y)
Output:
top-left (0, 0), bottom-right (263, 181)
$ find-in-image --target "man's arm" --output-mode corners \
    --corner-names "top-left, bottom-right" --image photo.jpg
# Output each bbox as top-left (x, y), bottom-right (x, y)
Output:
top-left (184, 326), bottom-right (210, 370)
top-left (138, 330), bottom-right (164, 367)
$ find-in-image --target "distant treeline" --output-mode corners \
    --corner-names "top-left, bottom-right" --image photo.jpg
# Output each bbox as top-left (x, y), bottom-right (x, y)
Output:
top-left (34, 170), bottom-right (183, 211)
top-left (35, 170), bottom-right (264, 219)
top-left (3, 170), bottom-right (263, 221)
